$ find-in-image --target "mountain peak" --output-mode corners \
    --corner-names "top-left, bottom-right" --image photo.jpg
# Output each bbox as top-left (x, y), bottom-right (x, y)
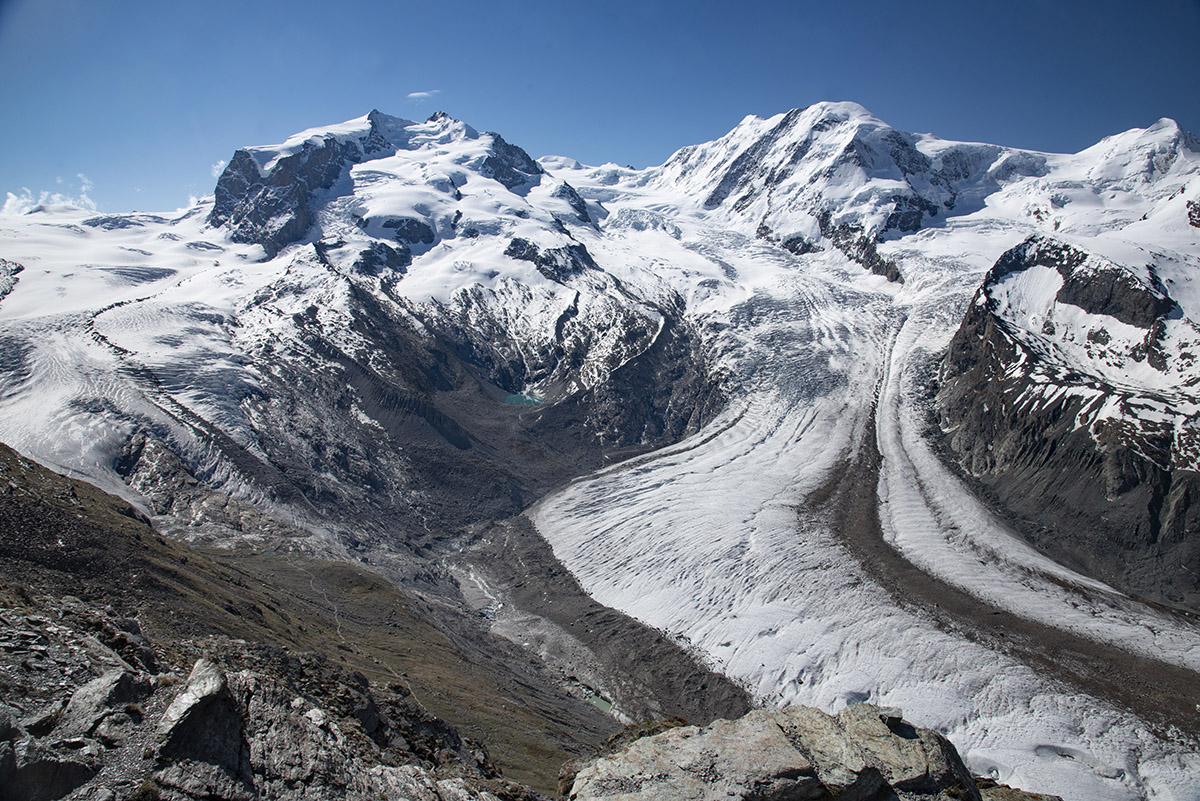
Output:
top-left (798, 99), bottom-right (880, 123)
top-left (1075, 115), bottom-right (1200, 188)
top-left (1149, 116), bottom-right (1181, 131)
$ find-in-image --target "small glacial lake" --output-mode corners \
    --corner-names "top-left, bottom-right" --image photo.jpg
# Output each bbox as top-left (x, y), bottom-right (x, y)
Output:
top-left (504, 394), bottom-right (543, 405)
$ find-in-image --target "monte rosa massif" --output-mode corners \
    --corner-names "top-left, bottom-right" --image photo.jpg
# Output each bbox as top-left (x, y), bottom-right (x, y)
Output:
top-left (0, 102), bottom-right (1198, 801)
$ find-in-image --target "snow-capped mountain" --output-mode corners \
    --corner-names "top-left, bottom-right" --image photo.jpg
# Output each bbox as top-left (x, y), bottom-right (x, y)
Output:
top-left (1, 103), bottom-right (1199, 801)
top-left (0, 110), bottom-right (717, 577)
top-left (940, 233), bottom-right (1200, 610)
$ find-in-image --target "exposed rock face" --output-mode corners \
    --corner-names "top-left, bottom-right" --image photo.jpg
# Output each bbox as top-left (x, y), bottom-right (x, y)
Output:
top-left (565, 704), bottom-right (1056, 801)
top-left (0, 597), bottom-right (162, 801)
top-left (350, 240), bottom-right (412, 275)
top-left (937, 235), bottom-right (1200, 611)
top-left (503, 237), bottom-right (598, 282)
top-left (150, 655), bottom-right (522, 801)
top-left (366, 215), bottom-right (437, 246)
top-left (0, 258), bottom-right (23, 303)
top-left (209, 141), bottom-right (359, 258)
top-left (114, 433), bottom-right (305, 544)
top-left (565, 307), bottom-right (724, 449)
top-left (82, 214), bottom-right (169, 230)
top-left (550, 183), bottom-right (592, 225)
top-left (816, 212), bottom-right (903, 283)
top-left (480, 132), bottom-right (544, 191)
top-left (60, 669), bottom-right (153, 741)
top-left (986, 236), bottom-right (1175, 328)
top-left (156, 658), bottom-right (249, 784)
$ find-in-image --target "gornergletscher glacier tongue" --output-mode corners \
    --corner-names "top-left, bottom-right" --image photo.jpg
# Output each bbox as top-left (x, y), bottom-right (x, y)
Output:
top-left (1, 102), bottom-right (1199, 800)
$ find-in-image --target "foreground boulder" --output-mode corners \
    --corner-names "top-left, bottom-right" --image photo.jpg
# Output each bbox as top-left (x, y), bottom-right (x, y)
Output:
top-left (566, 704), bottom-right (1058, 801)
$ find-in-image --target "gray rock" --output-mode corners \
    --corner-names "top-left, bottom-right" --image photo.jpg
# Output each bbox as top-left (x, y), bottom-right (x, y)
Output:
top-left (503, 237), bottom-right (598, 282)
top-left (148, 655), bottom-right (512, 801)
top-left (834, 704), bottom-right (975, 797)
top-left (2, 734), bottom-right (99, 801)
top-left (208, 125), bottom-right (374, 258)
top-left (570, 710), bottom-right (822, 801)
top-left (988, 235), bottom-right (1175, 329)
top-left (0, 258), bottom-right (23, 303)
top-left (479, 133), bottom-right (543, 191)
top-left (80, 214), bottom-right (168, 231)
top-left (58, 669), bottom-right (151, 740)
top-left (976, 778), bottom-right (1064, 800)
top-left (0, 703), bottom-right (21, 742)
top-left (550, 183), bottom-right (592, 225)
top-left (567, 704), bottom-right (982, 801)
top-left (815, 212), bottom-right (903, 283)
top-left (351, 241), bottom-right (411, 275)
top-left (0, 739), bottom-right (14, 791)
top-left (157, 659), bottom-right (246, 773)
top-left (21, 701), bottom-right (65, 739)
top-left (114, 433), bottom-right (305, 544)
top-left (773, 705), bottom-right (878, 794)
top-left (373, 215), bottom-right (437, 245)
top-left (64, 787), bottom-right (117, 801)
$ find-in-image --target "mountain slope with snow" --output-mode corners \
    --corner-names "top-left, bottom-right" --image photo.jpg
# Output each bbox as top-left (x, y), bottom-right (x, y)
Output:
top-left (939, 233), bottom-right (1200, 609)
top-left (1, 104), bottom-right (1199, 801)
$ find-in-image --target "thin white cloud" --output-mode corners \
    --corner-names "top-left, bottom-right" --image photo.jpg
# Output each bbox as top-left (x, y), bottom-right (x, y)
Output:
top-left (2, 174), bottom-right (99, 215)
top-left (3, 187), bottom-right (98, 215)
top-left (406, 90), bottom-right (440, 102)
top-left (2, 191), bottom-right (33, 215)
top-left (76, 173), bottom-right (96, 210)
top-left (211, 159), bottom-right (227, 178)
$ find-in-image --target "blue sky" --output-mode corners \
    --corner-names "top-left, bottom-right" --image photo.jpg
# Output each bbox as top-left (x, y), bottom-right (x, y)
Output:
top-left (2, 0), bottom-right (1198, 213)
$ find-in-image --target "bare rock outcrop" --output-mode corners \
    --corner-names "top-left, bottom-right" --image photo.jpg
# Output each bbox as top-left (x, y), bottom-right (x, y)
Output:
top-left (0, 588), bottom-right (543, 801)
top-left (937, 235), bottom-right (1200, 612)
top-left (565, 704), bottom-right (1059, 801)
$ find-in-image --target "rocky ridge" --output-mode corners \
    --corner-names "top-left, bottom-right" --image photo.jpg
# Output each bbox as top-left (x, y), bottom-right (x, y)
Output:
top-left (937, 234), bottom-right (1200, 610)
top-left (0, 258), bottom-right (20, 301)
top-left (0, 594), bottom-right (540, 801)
